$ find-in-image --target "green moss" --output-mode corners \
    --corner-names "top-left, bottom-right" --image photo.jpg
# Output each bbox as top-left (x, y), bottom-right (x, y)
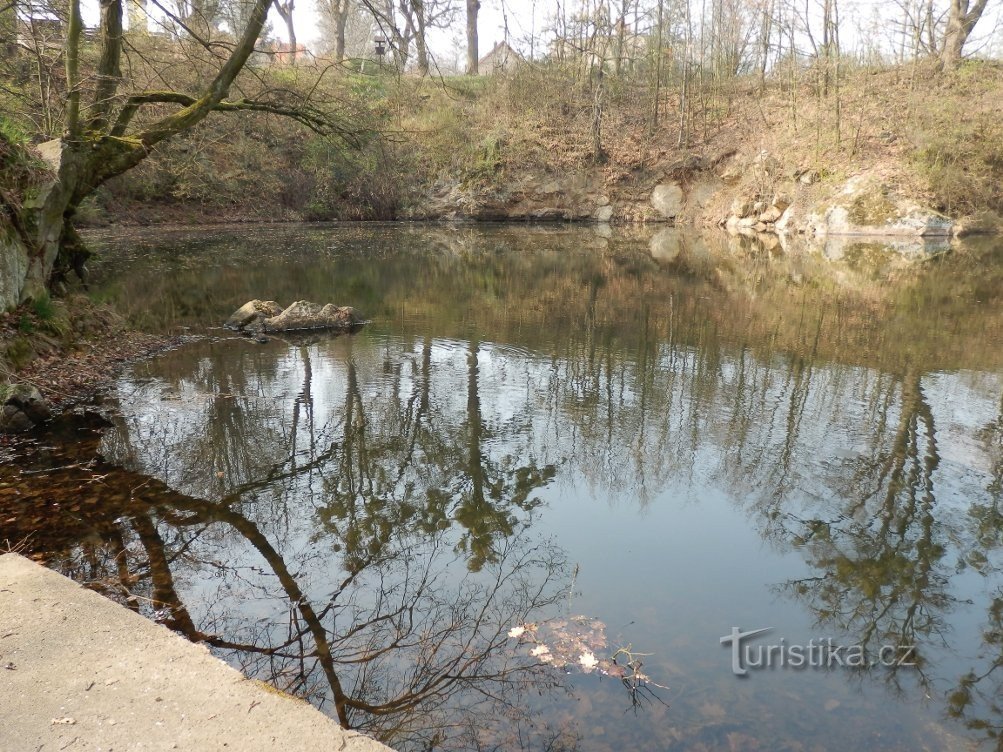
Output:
top-left (847, 191), bottom-right (899, 226)
top-left (4, 336), bottom-right (33, 369)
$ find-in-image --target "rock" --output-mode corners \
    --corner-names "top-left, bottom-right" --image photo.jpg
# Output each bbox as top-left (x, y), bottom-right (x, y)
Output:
top-left (595, 204), bottom-right (614, 223)
top-left (262, 301), bottom-right (360, 333)
top-left (225, 300), bottom-right (283, 330)
top-left (650, 183), bottom-right (684, 219)
top-left (0, 383), bottom-right (50, 433)
top-left (730, 197), bottom-right (755, 219)
top-left (738, 216), bottom-right (758, 228)
top-left (753, 201), bottom-right (767, 214)
top-left (753, 222), bottom-right (769, 232)
top-left (597, 195), bottom-right (610, 207)
top-left (772, 193), bottom-right (792, 212)
top-left (759, 206), bottom-right (783, 223)
top-left (529, 207), bottom-right (566, 220)
top-left (1, 404), bottom-right (34, 433)
top-left (775, 205), bottom-right (795, 232)
top-left (799, 170), bottom-right (819, 186)
top-left (685, 178), bottom-right (723, 216)
top-left (806, 176), bottom-right (953, 239)
top-left (753, 151), bottom-right (781, 177)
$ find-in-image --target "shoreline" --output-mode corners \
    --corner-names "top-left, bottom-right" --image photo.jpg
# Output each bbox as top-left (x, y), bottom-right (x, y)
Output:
top-left (0, 298), bottom-right (188, 433)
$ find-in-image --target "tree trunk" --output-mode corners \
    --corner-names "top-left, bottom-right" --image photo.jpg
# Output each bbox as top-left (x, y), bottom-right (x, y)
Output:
top-left (591, 68), bottom-right (606, 163)
top-left (465, 0), bottom-right (479, 74)
top-left (414, 0), bottom-right (429, 75)
top-left (940, 0), bottom-right (989, 70)
top-left (9, 0), bottom-right (277, 304)
top-left (1, 0), bottom-right (17, 59)
top-left (333, 0), bottom-right (348, 62)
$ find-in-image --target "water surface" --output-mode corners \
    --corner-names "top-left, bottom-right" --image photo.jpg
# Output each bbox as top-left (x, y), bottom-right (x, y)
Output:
top-left (3, 224), bottom-right (1003, 750)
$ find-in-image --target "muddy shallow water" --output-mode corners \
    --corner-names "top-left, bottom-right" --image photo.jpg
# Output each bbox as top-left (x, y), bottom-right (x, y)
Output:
top-left (4, 223), bottom-right (1003, 750)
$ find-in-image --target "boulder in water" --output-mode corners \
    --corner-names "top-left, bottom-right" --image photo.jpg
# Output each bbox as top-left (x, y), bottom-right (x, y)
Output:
top-left (225, 300), bottom-right (362, 334)
top-left (262, 301), bottom-right (360, 332)
top-left (224, 300), bottom-right (284, 330)
top-left (0, 383), bottom-right (51, 433)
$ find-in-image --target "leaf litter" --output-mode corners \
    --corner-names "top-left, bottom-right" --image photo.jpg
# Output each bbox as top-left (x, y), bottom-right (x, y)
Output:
top-left (508, 615), bottom-right (668, 707)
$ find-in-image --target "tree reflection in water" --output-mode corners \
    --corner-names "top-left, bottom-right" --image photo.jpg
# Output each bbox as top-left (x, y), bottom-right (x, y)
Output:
top-left (6, 225), bottom-right (1003, 750)
top-left (0, 334), bottom-right (573, 750)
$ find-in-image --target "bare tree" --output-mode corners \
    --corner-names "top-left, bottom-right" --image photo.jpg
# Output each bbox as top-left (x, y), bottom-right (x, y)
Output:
top-left (940, 0), bottom-right (990, 69)
top-left (319, 0), bottom-right (353, 62)
top-left (354, 0), bottom-right (453, 73)
top-left (273, 0), bottom-right (297, 60)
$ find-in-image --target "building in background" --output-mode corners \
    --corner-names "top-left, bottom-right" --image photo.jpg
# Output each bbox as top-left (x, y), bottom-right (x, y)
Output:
top-left (478, 41), bottom-right (522, 74)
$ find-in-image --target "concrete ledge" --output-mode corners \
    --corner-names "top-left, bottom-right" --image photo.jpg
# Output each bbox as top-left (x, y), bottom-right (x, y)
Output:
top-left (0, 553), bottom-right (391, 752)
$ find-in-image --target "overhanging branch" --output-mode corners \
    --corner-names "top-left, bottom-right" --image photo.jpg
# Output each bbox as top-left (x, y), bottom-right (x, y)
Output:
top-left (110, 91), bottom-right (354, 140)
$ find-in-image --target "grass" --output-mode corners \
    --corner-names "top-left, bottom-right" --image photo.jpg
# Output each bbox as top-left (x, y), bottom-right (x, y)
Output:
top-left (81, 57), bottom-right (1003, 225)
top-left (31, 294), bottom-right (56, 321)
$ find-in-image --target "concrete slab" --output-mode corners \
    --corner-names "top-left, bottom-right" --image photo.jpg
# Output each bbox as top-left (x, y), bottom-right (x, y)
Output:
top-left (0, 553), bottom-right (392, 752)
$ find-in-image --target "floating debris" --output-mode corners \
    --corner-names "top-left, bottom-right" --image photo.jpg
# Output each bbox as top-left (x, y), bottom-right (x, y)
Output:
top-left (507, 615), bottom-right (668, 708)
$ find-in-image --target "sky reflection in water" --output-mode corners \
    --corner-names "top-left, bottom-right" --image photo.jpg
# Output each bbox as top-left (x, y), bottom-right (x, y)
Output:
top-left (4, 223), bottom-right (1003, 750)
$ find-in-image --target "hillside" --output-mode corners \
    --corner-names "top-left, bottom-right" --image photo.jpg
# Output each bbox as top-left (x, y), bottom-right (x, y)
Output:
top-left (73, 59), bottom-right (1003, 238)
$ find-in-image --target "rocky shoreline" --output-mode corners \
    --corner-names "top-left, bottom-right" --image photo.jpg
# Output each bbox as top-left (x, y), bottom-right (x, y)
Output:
top-left (0, 301), bottom-right (183, 434)
top-left (400, 150), bottom-right (1003, 246)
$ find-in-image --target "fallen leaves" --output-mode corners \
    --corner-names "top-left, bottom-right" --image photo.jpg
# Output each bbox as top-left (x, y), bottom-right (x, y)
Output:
top-left (508, 614), bottom-right (611, 674)
top-left (507, 614), bottom-right (669, 708)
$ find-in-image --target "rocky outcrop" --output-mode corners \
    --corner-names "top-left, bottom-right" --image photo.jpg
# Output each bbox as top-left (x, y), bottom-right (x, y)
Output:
top-left (804, 176), bottom-right (952, 239)
top-left (412, 171), bottom-right (738, 226)
top-left (722, 192), bottom-right (793, 235)
top-left (225, 300), bottom-right (363, 335)
top-left (224, 299), bottom-right (284, 330)
top-left (0, 383), bottom-right (51, 433)
top-left (0, 226), bottom-right (30, 312)
top-left (711, 157), bottom-right (959, 257)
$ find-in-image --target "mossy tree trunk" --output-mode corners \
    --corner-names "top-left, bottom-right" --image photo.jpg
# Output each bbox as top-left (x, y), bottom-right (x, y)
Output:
top-left (10, 0), bottom-right (333, 304)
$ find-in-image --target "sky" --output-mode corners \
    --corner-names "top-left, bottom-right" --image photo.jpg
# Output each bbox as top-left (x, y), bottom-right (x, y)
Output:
top-left (78, 0), bottom-right (1003, 66)
top-left (288, 0), bottom-right (1003, 66)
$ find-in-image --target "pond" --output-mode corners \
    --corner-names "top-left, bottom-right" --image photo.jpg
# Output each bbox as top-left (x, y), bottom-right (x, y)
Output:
top-left (3, 223), bottom-right (1003, 751)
